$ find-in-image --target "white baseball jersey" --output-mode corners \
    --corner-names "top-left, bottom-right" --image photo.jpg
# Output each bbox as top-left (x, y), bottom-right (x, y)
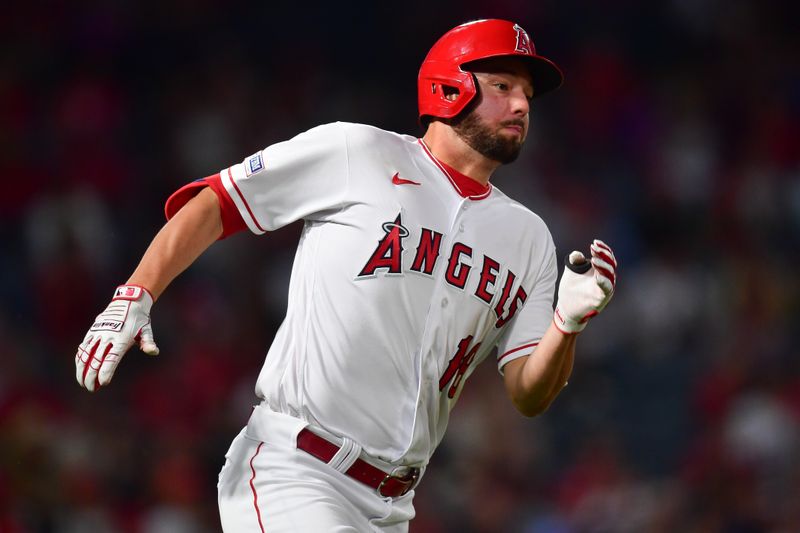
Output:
top-left (210, 122), bottom-right (557, 466)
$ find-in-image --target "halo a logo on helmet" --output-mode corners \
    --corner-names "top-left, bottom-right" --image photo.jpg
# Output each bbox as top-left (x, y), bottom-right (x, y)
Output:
top-left (513, 24), bottom-right (533, 54)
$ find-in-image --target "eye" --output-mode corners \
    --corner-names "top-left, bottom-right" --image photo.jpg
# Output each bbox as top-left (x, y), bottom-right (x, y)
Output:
top-left (494, 82), bottom-right (509, 91)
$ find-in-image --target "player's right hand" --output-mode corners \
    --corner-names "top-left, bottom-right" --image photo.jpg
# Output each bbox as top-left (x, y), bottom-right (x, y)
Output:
top-left (553, 239), bottom-right (617, 334)
top-left (75, 285), bottom-right (159, 392)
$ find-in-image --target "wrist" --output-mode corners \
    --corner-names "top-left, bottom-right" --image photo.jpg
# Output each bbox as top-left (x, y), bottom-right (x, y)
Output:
top-left (553, 307), bottom-right (586, 334)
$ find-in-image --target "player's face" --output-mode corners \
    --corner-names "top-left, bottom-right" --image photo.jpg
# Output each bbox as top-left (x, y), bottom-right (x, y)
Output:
top-left (451, 58), bottom-right (534, 164)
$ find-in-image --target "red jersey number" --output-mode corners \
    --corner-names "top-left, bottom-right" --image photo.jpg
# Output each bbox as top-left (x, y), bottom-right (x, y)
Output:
top-left (439, 335), bottom-right (482, 399)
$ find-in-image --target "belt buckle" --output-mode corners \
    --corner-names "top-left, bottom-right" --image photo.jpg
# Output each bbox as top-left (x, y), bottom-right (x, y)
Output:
top-left (377, 466), bottom-right (420, 498)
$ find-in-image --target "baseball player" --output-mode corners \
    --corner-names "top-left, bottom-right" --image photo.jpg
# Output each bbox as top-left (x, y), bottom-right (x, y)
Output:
top-left (75, 19), bottom-right (617, 532)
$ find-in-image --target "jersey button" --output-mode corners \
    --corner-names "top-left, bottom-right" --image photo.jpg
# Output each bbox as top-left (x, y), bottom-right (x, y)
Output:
top-left (458, 223), bottom-right (465, 233)
top-left (441, 297), bottom-right (448, 308)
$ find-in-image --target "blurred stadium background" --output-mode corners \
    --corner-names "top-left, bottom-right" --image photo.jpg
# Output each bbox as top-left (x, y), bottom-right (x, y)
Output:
top-left (1, 1), bottom-right (799, 531)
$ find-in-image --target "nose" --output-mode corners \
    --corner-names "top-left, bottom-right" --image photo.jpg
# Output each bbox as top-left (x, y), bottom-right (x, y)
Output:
top-left (510, 87), bottom-right (530, 116)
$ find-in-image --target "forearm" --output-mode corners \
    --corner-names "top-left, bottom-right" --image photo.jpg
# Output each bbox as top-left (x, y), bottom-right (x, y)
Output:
top-left (504, 323), bottom-right (577, 416)
top-left (127, 187), bottom-right (223, 300)
top-left (503, 239), bottom-right (618, 416)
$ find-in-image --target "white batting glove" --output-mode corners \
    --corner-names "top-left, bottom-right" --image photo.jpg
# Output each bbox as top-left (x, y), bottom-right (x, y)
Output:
top-left (75, 285), bottom-right (159, 392)
top-left (553, 239), bottom-right (617, 334)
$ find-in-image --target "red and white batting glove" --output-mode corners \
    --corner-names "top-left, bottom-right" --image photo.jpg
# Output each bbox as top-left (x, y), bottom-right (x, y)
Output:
top-left (553, 239), bottom-right (617, 334)
top-left (75, 285), bottom-right (159, 392)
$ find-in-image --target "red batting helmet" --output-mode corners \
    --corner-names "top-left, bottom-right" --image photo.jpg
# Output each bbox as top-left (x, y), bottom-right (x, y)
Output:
top-left (418, 19), bottom-right (563, 123)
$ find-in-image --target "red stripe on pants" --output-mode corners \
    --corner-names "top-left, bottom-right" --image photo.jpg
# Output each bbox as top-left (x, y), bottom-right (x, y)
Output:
top-left (249, 442), bottom-right (265, 533)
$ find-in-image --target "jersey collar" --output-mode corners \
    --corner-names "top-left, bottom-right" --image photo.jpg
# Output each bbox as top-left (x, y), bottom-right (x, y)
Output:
top-left (418, 140), bottom-right (493, 200)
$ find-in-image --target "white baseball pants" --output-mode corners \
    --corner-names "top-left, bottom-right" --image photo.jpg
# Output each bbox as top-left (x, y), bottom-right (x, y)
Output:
top-left (217, 406), bottom-right (416, 532)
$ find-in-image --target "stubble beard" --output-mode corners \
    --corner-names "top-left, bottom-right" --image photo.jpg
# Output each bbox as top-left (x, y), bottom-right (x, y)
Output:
top-left (451, 111), bottom-right (525, 164)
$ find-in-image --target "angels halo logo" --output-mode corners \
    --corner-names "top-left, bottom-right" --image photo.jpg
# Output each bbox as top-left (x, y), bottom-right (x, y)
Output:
top-left (513, 24), bottom-right (533, 54)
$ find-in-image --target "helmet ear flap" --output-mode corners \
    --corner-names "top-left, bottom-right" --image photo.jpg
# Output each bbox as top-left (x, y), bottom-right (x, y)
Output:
top-left (418, 66), bottom-right (477, 122)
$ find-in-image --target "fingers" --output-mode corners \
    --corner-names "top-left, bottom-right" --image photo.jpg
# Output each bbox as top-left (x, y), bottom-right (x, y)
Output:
top-left (591, 239), bottom-right (617, 269)
top-left (591, 255), bottom-right (615, 289)
top-left (76, 337), bottom-right (111, 392)
top-left (97, 346), bottom-right (123, 387)
top-left (590, 239), bottom-right (617, 293)
top-left (76, 336), bottom-right (129, 391)
top-left (137, 322), bottom-right (160, 356)
top-left (75, 336), bottom-right (98, 388)
top-left (565, 250), bottom-right (592, 274)
top-left (592, 260), bottom-right (614, 293)
top-left (568, 250), bottom-right (586, 265)
top-left (87, 324), bottom-right (158, 391)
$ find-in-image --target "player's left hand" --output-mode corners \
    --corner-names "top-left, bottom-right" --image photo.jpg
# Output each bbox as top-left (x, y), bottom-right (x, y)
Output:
top-left (553, 239), bottom-right (617, 334)
top-left (75, 285), bottom-right (160, 392)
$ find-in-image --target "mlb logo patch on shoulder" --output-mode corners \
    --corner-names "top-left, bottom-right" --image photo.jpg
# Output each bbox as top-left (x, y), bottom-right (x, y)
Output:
top-left (245, 151), bottom-right (265, 176)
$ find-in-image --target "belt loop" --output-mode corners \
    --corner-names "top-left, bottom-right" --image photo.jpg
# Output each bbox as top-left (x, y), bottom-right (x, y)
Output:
top-left (328, 437), bottom-right (361, 473)
top-left (332, 438), bottom-right (362, 474)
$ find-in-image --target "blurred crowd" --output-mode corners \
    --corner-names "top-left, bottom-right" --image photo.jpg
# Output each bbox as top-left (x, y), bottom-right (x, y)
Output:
top-left (1, 1), bottom-right (799, 532)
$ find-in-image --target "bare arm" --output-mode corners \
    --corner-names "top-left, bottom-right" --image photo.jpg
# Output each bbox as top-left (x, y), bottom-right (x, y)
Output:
top-left (75, 187), bottom-right (224, 391)
top-left (127, 187), bottom-right (223, 299)
top-left (502, 322), bottom-right (576, 417)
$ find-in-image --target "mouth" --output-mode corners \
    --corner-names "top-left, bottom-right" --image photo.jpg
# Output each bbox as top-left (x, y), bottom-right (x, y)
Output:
top-left (501, 119), bottom-right (525, 129)
top-left (500, 122), bottom-right (525, 137)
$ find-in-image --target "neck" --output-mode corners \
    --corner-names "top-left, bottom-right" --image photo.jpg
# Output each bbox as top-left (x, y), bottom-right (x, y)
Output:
top-left (421, 122), bottom-right (500, 186)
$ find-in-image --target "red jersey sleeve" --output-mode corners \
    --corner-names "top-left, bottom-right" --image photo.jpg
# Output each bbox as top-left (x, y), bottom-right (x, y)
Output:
top-left (164, 173), bottom-right (248, 239)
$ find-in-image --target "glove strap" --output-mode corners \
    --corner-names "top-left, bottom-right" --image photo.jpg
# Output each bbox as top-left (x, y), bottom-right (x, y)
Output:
top-left (553, 307), bottom-right (587, 334)
top-left (112, 285), bottom-right (153, 302)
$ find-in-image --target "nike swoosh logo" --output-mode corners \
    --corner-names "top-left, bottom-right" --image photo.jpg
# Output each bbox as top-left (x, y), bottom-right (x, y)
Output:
top-left (392, 172), bottom-right (421, 186)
